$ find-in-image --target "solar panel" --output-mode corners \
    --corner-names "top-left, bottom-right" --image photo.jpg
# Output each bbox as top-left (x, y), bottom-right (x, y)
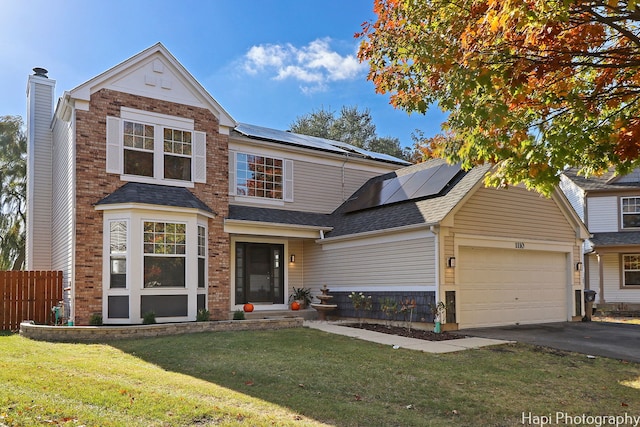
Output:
top-left (343, 163), bottom-right (463, 213)
top-left (234, 123), bottom-right (411, 165)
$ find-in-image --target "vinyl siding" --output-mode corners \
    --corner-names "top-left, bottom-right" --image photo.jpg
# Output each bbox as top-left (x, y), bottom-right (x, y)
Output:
top-left (287, 239), bottom-right (304, 290)
top-left (586, 196), bottom-right (618, 232)
top-left (453, 186), bottom-right (575, 242)
top-left (559, 175), bottom-right (585, 222)
top-left (597, 253), bottom-right (640, 304)
top-left (26, 79), bottom-right (54, 270)
top-left (51, 117), bottom-right (74, 290)
top-left (228, 145), bottom-right (397, 214)
top-left (303, 234), bottom-right (435, 294)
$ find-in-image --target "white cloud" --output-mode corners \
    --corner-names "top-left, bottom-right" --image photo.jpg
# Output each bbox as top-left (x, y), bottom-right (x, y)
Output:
top-left (242, 37), bottom-right (366, 92)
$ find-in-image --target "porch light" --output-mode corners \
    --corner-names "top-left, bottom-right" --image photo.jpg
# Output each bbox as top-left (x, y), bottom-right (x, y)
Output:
top-left (576, 262), bottom-right (583, 271)
top-left (290, 254), bottom-right (295, 263)
top-left (447, 257), bottom-right (456, 268)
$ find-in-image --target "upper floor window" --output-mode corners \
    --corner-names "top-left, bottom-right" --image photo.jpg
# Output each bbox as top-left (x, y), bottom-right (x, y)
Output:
top-left (623, 254), bottom-right (640, 286)
top-left (236, 153), bottom-right (283, 199)
top-left (107, 108), bottom-right (206, 186)
top-left (622, 197), bottom-right (640, 228)
top-left (230, 151), bottom-right (293, 202)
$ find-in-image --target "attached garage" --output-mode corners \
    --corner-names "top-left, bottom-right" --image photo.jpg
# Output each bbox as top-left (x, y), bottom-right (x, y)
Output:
top-left (457, 246), bottom-right (570, 328)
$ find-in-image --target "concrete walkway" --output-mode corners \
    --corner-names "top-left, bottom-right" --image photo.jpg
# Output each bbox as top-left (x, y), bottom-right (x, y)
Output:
top-left (304, 321), bottom-right (511, 354)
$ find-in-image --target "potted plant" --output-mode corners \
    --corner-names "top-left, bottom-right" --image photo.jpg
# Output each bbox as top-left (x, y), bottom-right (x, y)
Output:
top-left (289, 287), bottom-right (312, 309)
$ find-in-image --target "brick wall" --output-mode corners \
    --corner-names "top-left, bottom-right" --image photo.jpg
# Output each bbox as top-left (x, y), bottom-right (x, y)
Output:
top-left (73, 89), bottom-right (230, 324)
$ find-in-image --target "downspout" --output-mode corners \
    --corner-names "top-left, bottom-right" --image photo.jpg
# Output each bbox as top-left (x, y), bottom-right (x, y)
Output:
top-left (430, 225), bottom-right (440, 314)
top-left (341, 153), bottom-right (349, 201)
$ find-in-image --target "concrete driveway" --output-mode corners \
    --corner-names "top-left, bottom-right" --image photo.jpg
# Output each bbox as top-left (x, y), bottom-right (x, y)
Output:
top-left (456, 321), bottom-right (640, 363)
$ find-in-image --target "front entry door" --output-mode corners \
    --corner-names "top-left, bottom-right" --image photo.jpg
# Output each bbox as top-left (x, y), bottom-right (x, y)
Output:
top-left (236, 243), bottom-right (284, 304)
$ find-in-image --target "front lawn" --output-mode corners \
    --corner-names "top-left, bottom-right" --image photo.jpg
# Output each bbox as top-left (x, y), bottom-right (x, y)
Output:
top-left (1, 327), bottom-right (639, 426)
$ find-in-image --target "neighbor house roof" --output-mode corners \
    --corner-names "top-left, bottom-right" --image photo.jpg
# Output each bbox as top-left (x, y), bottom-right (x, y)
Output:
top-left (563, 168), bottom-right (640, 192)
top-left (95, 182), bottom-right (214, 214)
top-left (590, 231), bottom-right (640, 247)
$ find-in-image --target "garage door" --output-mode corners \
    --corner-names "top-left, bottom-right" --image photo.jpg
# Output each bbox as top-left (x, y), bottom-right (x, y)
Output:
top-left (457, 247), bottom-right (568, 329)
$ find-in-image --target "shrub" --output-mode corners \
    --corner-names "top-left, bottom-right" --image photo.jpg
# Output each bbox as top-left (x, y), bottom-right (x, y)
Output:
top-left (233, 310), bottom-right (245, 320)
top-left (142, 311), bottom-right (156, 325)
top-left (88, 313), bottom-right (103, 326)
top-left (196, 308), bottom-right (210, 322)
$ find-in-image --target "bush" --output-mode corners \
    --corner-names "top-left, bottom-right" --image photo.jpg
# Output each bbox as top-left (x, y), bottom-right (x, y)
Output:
top-left (142, 311), bottom-right (156, 325)
top-left (196, 308), bottom-right (210, 322)
top-left (233, 310), bottom-right (245, 320)
top-left (88, 313), bottom-right (103, 326)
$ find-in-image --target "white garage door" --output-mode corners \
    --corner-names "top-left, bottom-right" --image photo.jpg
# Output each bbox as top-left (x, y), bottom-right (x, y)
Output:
top-left (458, 247), bottom-right (568, 329)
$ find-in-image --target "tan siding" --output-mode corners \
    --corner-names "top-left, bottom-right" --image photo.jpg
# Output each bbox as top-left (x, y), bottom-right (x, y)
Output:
top-left (51, 117), bottom-right (74, 290)
top-left (587, 196), bottom-right (618, 232)
top-left (454, 186), bottom-right (575, 242)
top-left (303, 236), bottom-right (435, 292)
top-left (287, 240), bottom-right (304, 290)
top-left (229, 144), bottom-right (397, 214)
top-left (443, 234), bottom-right (455, 286)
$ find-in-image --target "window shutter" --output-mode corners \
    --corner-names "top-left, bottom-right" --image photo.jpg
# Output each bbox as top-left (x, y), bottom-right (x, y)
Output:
top-left (228, 151), bottom-right (236, 195)
top-left (193, 131), bottom-right (206, 183)
top-left (284, 159), bottom-right (294, 202)
top-left (106, 116), bottom-right (122, 174)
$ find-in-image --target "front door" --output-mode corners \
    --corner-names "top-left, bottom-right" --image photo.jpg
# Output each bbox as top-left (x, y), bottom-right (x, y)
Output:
top-left (235, 243), bottom-right (284, 304)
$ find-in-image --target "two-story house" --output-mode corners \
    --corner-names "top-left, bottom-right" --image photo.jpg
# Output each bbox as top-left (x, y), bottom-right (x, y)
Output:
top-left (27, 43), bottom-right (589, 328)
top-left (561, 169), bottom-right (640, 312)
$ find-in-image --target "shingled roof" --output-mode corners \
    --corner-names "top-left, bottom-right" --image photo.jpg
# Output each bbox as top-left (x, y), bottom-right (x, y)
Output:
top-left (228, 205), bottom-right (331, 228)
top-left (95, 182), bottom-right (214, 213)
top-left (563, 168), bottom-right (640, 191)
top-left (325, 159), bottom-right (490, 238)
top-left (590, 231), bottom-right (640, 247)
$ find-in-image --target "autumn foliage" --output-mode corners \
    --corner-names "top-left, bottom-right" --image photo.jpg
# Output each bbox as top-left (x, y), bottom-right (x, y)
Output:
top-left (357, 0), bottom-right (640, 194)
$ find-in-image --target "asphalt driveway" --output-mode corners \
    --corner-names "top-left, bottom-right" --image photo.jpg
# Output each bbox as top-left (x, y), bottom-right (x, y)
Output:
top-left (456, 321), bottom-right (640, 363)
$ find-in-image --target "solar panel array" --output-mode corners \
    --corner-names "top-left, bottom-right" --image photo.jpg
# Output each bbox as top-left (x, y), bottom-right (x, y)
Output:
top-left (343, 163), bottom-right (464, 213)
top-left (234, 123), bottom-right (411, 165)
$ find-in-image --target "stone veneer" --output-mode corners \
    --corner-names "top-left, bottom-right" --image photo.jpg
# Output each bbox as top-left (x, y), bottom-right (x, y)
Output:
top-left (20, 318), bottom-right (303, 343)
top-left (73, 89), bottom-right (229, 324)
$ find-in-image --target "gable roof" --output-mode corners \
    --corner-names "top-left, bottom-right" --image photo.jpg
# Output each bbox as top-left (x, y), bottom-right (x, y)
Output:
top-left (563, 168), bottom-right (640, 192)
top-left (66, 42), bottom-right (236, 129)
top-left (95, 182), bottom-right (214, 214)
top-left (324, 159), bottom-right (490, 238)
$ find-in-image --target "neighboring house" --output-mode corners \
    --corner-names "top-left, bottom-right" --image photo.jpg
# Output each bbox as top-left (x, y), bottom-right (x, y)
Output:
top-left (26, 43), bottom-right (589, 329)
top-left (561, 168), bottom-right (640, 312)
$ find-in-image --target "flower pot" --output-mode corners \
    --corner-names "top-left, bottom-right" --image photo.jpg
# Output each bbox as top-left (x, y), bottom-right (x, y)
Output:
top-left (434, 321), bottom-right (441, 334)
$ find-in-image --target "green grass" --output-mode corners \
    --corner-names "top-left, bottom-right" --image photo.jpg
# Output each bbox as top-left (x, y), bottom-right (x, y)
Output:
top-left (2, 328), bottom-right (640, 426)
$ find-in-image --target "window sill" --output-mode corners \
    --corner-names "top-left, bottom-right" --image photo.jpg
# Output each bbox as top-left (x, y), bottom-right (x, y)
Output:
top-left (120, 174), bottom-right (195, 188)
top-left (232, 195), bottom-right (285, 206)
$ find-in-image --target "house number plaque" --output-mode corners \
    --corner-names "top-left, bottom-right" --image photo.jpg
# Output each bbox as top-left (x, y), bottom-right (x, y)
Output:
top-left (515, 242), bottom-right (525, 249)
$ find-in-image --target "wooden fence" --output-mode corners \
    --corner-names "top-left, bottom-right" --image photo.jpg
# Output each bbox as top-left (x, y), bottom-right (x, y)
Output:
top-left (0, 271), bottom-right (63, 331)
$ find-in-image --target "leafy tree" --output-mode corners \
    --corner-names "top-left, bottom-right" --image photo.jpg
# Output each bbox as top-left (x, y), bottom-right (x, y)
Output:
top-left (0, 116), bottom-right (26, 270)
top-left (357, 0), bottom-right (640, 195)
top-left (290, 105), bottom-right (411, 160)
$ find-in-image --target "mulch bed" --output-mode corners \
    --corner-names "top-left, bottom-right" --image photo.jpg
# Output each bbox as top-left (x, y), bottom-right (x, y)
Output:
top-left (343, 322), bottom-right (462, 341)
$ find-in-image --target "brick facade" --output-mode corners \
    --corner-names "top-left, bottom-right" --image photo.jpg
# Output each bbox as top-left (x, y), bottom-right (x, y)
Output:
top-left (73, 88), bottom-right (230, 324)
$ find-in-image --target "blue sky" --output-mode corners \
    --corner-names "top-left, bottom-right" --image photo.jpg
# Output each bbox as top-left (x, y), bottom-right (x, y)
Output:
top-left (0, 0), bottom-right (446, 148)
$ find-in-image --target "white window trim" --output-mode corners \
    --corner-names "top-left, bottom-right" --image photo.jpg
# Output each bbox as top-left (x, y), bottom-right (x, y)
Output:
top-left (106, 108), bottom-right (206, 187)
top-left (102, 209), bottom-right (206, 324)
top-left (230, 151), bottom-right (293, 203)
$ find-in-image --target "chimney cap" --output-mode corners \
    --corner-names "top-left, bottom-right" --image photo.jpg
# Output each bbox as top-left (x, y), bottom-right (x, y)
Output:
top-left (33, 67), bottom-right (48, 78)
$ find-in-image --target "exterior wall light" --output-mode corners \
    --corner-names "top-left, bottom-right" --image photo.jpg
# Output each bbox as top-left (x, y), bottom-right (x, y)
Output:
top-left (447, 257), bottom-right (456, 268)
top-left (290, 254), bottom-right (295, 263)
top-left (576, 261), bottom-right (583, 271)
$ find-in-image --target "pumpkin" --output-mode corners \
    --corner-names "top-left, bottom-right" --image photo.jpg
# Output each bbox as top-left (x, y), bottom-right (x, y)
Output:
top-left (290, 301), bottom-right (301, 311)
top-left (243, 303), bottom-right (254, 312)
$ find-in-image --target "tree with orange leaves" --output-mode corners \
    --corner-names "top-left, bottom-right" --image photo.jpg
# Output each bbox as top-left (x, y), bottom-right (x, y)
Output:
top-left (357, 0), bottom-right (640, 195)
